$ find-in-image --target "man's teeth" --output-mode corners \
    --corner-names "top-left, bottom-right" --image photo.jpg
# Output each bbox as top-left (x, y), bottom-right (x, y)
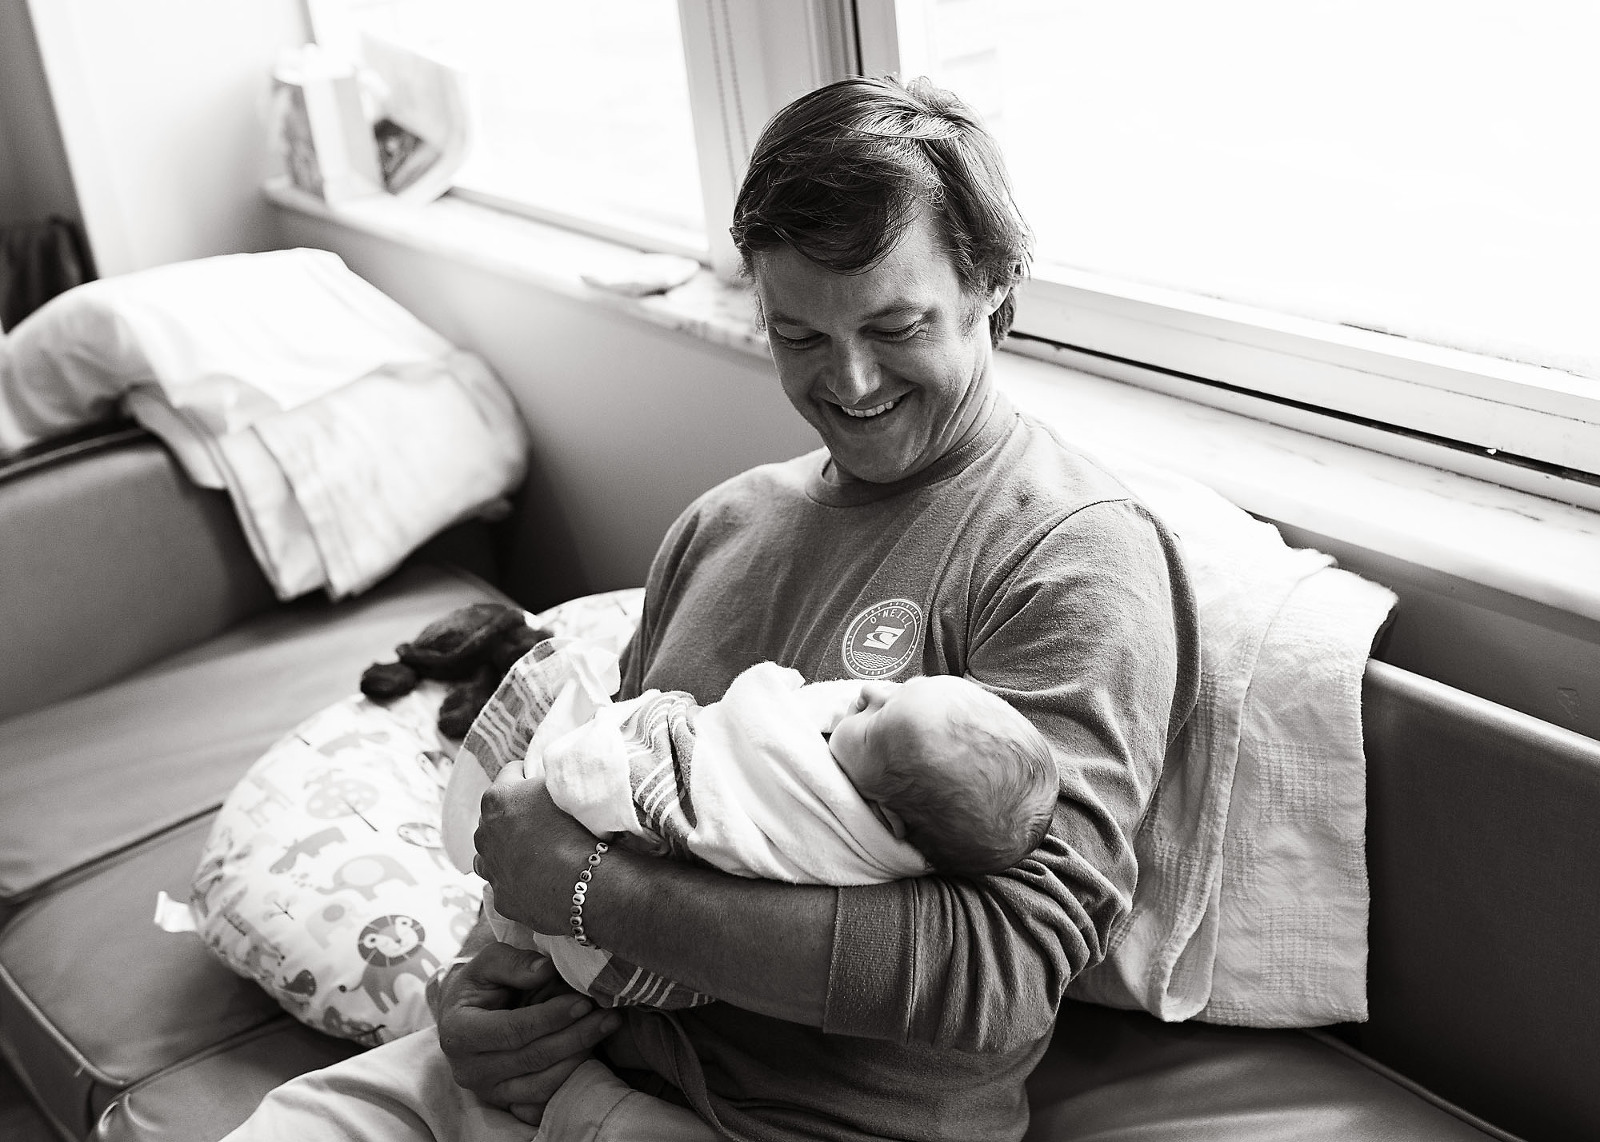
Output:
top-left (842, 398), bottom-right (898, 419)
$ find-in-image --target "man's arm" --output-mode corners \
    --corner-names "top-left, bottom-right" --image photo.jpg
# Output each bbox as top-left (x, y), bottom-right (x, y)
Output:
top-left (475, 778), bottom-right (835, 1026)
top-left (480, 506), bottom-right (1195, 1052)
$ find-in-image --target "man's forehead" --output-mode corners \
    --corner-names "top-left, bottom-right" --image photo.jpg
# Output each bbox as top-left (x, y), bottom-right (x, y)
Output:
top-left (751, 217), bottom-right (965, 324)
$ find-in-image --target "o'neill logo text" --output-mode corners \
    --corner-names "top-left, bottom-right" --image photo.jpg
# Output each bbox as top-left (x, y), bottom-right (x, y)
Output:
top-left (841, 598), bottom-right (923, 680)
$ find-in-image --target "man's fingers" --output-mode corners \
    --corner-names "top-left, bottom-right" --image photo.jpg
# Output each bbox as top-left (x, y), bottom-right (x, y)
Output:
top-left (448, 1006), bottom-right (621, 1092)
top-left (499, 1008), bottom-right (621, 1075)
top-left (450, 992), bottom-right (597, 1056)
top-left (489, 1052), bottom-right (592, 1111)
top-left (458, 943), bottom-right (558, 995)
top-left (508, 1103), bottom-right (545, 1127)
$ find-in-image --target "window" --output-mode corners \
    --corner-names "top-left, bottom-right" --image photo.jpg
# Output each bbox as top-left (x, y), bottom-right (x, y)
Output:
top-left (860, 0), bottom-right (1600, 495)
top-left (324, 0), bottom-right (857, 275)
top-left (318, 1), bottom-right (1600, 500)
top-left (334, 0), bottom-right (706, 255)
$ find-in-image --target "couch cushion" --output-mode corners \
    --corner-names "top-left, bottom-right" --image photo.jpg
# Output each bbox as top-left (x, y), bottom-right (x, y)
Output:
top-left (0, 816), bottom-right (288, 1137)
top-left (1025, 1000), bottom-right (1516, 1141)
top-left (0, 563), bottom-right (502, 1136)
top-left (0, 563), bottom-right (500, 910)
top-left (94, 1021), bottom-right (360, 1142)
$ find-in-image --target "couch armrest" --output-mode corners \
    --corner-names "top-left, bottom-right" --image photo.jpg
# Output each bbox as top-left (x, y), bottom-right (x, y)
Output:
top-left (0, 428), bottom-right (276, 721)
top-left (1355, 660), bottom-right (1600, 1140)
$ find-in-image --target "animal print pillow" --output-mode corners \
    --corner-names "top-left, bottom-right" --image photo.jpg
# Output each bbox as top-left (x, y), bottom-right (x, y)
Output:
top-left (189, 588), bottom-right (645, 1045)
top-left (191, 682), bottom-right (483, 1045)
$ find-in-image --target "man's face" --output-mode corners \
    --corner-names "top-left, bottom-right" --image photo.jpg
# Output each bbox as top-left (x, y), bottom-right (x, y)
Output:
top-left (751, 205), bottom-right (1005, 485)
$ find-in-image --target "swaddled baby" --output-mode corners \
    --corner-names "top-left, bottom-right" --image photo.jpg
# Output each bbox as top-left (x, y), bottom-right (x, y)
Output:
top-left (821, 672), bottom-right (1059, 877)
top-left (448, 641), bottom-right (1058, 1008)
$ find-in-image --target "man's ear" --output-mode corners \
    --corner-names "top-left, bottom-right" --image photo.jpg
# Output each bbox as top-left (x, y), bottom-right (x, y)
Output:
top-left (986, 259), bottom-right (1026, 316)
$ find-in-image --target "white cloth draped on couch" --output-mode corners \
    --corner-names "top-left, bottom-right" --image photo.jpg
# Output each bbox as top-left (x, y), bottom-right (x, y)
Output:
top-left (1064, 447), bottom-right (1397, 1027)
top-left (0, 247), bottom-right (526, 599)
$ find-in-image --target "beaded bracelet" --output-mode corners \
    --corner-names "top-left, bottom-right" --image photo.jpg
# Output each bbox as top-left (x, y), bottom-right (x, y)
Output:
top-left (569, 840), bottom-right (610, 947)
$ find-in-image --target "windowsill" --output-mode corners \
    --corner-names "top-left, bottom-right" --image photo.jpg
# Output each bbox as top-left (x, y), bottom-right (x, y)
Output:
top-left (264, 179), bottom-right (764, 357)
top-left (265, 180), bottom-right (1600, 626)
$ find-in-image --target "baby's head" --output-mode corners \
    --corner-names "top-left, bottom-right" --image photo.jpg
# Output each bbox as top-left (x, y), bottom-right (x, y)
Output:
top-left (828, 675), bottom-right (1056, 877)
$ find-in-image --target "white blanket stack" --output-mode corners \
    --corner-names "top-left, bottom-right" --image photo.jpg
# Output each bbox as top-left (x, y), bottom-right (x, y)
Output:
top-left (1066, 449), bottom-right (1397, 1027)
top-left (0, 248), bottom-right (526, 599)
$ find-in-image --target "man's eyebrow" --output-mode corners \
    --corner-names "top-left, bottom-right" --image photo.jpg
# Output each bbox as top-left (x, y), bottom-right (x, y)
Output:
top-left (767, 303), bottom-right (926, 327)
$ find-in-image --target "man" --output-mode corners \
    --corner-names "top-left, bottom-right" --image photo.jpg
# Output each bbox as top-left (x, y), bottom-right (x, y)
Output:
top-left (225, 76), bottom-right (1198, 1142)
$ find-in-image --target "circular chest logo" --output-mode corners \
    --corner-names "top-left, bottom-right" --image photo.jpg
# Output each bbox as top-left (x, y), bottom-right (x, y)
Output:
top-left (841, 598), bottom-right (923, 680)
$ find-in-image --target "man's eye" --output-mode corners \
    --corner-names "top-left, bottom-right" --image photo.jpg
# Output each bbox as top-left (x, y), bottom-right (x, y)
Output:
top-left (773, 330), bottom-right (821, 350)
top-left (875, 323), bottom-right (922, 343)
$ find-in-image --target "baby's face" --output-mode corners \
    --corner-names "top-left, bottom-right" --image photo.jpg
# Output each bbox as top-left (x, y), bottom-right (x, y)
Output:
top-left (829, 675), bottom-right (962, 796)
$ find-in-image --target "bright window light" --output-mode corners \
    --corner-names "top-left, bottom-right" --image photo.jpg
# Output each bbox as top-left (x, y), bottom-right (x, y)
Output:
top-left (896, 0), bottom-right (1600, 381)
top-left (345, 0), bottom-right (706, 253)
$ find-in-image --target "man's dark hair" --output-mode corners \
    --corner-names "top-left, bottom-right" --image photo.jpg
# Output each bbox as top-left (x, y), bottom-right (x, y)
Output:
top-left (730, 75), bottom-right (1034, 347)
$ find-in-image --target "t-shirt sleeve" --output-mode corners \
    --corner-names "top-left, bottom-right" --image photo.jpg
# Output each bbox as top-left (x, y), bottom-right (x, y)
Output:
top-left (618, 499), bottom-right (702, 702)
top-left (822, 498), bottom-right (1200, 1051)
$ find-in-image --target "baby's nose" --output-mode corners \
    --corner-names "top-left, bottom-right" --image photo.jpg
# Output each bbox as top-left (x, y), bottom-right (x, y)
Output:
top-left (859, 680), bottom-right (900, 707)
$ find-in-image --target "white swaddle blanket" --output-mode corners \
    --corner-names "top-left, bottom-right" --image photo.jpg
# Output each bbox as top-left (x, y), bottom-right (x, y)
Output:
top-left (441, 641), bottom-right (929, 1006)
top-left (0, 249), bottom-right (526, 599)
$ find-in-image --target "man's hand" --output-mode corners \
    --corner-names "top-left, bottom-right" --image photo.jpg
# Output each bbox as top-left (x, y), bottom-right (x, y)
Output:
top-left (433, 941), bottom-right (621, 1126)
top-left (476, 776), bottom-right (835, 1027)
top-left (475, 778), bottom-right (598, 935)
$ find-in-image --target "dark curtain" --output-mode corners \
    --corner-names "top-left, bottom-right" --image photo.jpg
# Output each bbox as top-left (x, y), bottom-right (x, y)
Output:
top-left (0, 215), bottom-right (96, 332)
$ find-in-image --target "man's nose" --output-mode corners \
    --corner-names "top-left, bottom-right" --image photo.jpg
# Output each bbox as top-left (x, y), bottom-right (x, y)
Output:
top-left (827, 340), bottom-right (878, 403)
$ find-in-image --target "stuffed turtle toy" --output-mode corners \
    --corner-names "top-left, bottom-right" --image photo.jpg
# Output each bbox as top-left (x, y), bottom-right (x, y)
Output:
top-left (361, 603), bottom-right (552, 738)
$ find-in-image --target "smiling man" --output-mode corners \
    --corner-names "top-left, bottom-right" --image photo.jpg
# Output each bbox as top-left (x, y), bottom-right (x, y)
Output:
top-left (751, 203), bottom-right (1004, 487)
top-left (220, 77), bottom-right (1199, 1142)
top-left (466, 77), bottom-right (1200, 1141)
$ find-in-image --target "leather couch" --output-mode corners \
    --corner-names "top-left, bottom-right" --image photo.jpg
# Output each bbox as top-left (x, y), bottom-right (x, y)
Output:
top-left (1, 427), bottom-right (1595, 1141)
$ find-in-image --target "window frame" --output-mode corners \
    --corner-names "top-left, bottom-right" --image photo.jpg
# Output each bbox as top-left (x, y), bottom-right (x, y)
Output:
top-left (853, 0), bottom-right (1600, 501)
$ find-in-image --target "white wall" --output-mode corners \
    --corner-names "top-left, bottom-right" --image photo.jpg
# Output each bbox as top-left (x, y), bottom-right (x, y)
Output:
top-left (273, 207), bottom-right (818, 601)
top-left (25, 0), bottom-right (308, 275)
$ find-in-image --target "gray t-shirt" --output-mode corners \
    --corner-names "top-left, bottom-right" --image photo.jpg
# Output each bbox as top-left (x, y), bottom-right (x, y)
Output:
top-left (617, 394), bottom-right (1201, 1142)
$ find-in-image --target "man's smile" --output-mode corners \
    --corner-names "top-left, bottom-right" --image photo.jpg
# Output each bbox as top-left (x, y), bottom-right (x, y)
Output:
top-left (838, 397), bottom-right (901, 419)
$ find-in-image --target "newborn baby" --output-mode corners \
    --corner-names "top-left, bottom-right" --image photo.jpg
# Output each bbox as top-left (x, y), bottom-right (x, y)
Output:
top-left (824, 673), bottom-right (1058, 877)
top-left (447, 641), bottom-right (1059, 1009)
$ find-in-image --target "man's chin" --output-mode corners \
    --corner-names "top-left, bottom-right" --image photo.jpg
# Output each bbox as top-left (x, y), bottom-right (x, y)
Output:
top-left (827, 450), bottom-right (920, 485)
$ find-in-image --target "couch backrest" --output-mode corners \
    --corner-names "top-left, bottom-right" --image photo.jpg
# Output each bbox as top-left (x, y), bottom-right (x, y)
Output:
top-left (1357, 660), bottom-right (1600, 1142)
top-left (0, 427), bottom-right (276, 721)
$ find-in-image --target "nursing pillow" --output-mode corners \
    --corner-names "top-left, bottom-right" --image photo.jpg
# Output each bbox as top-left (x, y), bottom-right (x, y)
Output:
top-left (191, 682), bottom-right (476, 1045)
top-left (189, 588), bottom-right (645, 1045)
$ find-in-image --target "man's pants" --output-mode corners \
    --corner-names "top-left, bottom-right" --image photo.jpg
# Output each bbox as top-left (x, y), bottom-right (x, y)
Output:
top-left (221, 1029), bottom-right (718, 1142)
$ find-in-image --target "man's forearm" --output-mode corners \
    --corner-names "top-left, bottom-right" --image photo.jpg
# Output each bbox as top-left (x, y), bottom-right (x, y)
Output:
top-left (581, 844), bottom-right (835, 1026)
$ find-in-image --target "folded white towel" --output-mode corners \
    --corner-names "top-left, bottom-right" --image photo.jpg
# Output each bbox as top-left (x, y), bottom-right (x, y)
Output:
top-left (0, 248), bottom-right (451, 454)
top-left (2, 250), bottom-right (526, 600)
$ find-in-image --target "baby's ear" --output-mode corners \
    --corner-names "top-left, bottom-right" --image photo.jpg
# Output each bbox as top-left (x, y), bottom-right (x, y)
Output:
top-left (877, 801), bottom-right (909, 841)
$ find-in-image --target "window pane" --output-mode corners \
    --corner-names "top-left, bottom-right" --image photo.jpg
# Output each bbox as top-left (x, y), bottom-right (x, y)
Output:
top-left (898, 0), bottom-right (1600, 379)
top-left (347, 0), bottom-right (705, 249)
